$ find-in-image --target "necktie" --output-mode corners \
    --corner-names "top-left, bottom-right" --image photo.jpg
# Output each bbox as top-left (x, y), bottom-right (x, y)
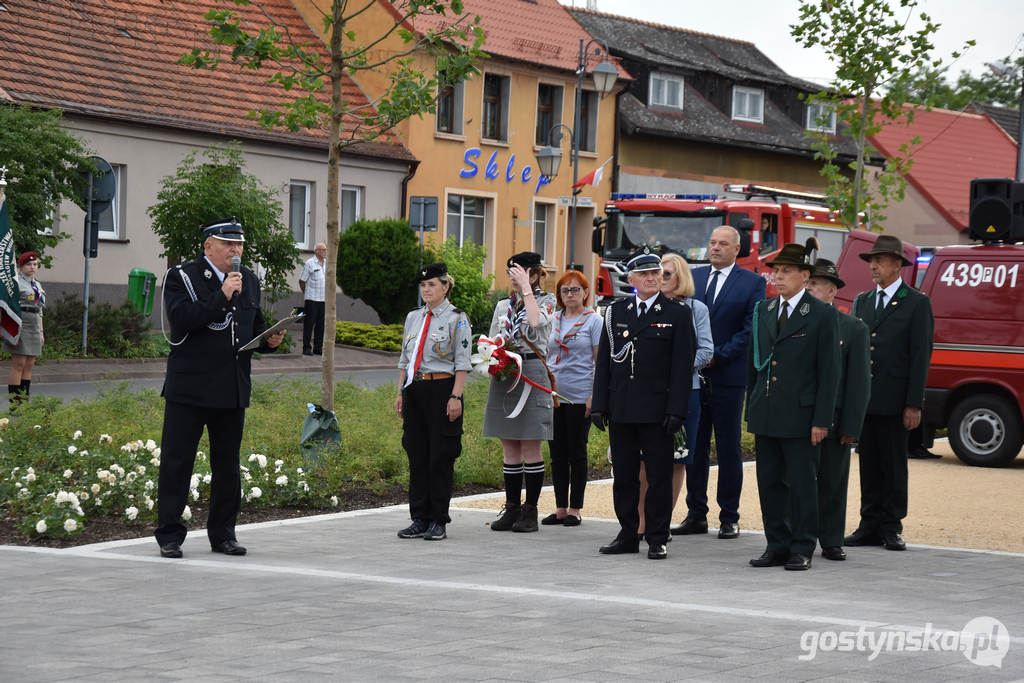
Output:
top-left (407, 310), bottom-right (432, 385)
top-left (876, 292), bottom-right (886, 315)
top-left (638, 301), bottom-right (647, 318)
top-left (706, 270), bottom-right (721, 305)
top-left (777, 301), bottom-right (789, 333)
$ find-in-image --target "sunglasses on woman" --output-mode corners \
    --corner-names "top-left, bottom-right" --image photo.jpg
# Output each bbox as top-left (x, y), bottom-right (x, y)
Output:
top-left (559, 286), bottom-right (583, 295)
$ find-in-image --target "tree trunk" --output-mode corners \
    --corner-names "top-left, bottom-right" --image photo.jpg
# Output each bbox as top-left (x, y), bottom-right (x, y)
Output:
top-left (321, 1), bottom-right (344, 411)
top-left (852, 88), bottom-right (871, 228)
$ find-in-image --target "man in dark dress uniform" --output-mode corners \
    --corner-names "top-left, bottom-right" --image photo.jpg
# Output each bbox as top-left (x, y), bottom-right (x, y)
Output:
top-left (155, 217), bottom-right (285, 559)
top-left (806, 259), bottom-right (871, 561)
top-left (845, 235), bottom-right (933, 551)
top-left (746, 242), bottom-right (840, 571)
top-left (591, 246), bottom-right (696, 560)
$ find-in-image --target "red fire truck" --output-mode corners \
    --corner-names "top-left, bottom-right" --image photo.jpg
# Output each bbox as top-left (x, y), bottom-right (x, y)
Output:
top-left (591, 184), bottom-right (851, 301)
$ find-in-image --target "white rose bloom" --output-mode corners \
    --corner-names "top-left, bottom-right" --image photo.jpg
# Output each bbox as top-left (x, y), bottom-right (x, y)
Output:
top-left (275, 459), bottom-right (283, 467)
top-left (99, 433), bottom-right (112, 443)
top-left (330, 496), bottom-right (339, 507)
top-left (56, 491), bottom-right (70, 504)
top-left (17, 488), bottom-right (30, 499)
top-left (63, 469), bottom-right (73, 479)
top-left (145, 439), bottom-right (157, 451)
top-left (152, 447), bottom-right (161, 458)
top-left (181, 505), bottom-right (192, 521)
top-left (250, 487), bottom-right (262, 499)
top-left (91, 483), bottom-right (101, 494)
top-left (125, 506), bottom-right (139, 521)
top-left (243, 472), bottom-right (252, 481)
top-left (145, 480), bottom-right (154, 491)
top-left (79, 450), bottom-right (88, 457)
top-left (189, 474), bottom-right (200, 490)
top-left (35, 520), bottom-right (47, 534)
top-left (190, 488), bottom-right (199, 501)
top-left (145, 497), bottom-right (154, 510)
top-left (203, 474), bottom-right (212, 485)
top-left (25, 472), bottom-right (35, 483)
top-left (79, 491), bottom-right (89, 501)
top-left (0, 417), bottom-right (9, 429)
top-left (136, 465), bottom-right (146, 474)
top-left (296, 468), bottom-right (304, 475)
top-left (150, 457), bottom-right (160, 467)
top-left (64, 518), bottom-right (78, 532)
top-left (73, 430), bottom-right (83, 440)
top-left (275, 475), bottom-right (288, 486)
top-left (300, 481), bottom-right (309, 492)
top-left (68, 445), bottom-right (78, 455)
top-left (33, 424), bottom-right (41, 429)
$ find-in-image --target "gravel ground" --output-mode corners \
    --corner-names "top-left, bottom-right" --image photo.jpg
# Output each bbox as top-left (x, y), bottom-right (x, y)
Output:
top-left (456, 439), bottom-right (1024, 553)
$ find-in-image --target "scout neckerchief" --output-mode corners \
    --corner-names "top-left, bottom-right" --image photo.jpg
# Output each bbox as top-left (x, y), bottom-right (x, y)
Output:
top-left (551, 309), bottom-right (595, 364)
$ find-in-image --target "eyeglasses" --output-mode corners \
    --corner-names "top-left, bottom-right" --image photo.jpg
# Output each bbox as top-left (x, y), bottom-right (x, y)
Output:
top-left (559, 286), bottom-right (583, 296)
top-left (661, 271), bottom-right (675, 280)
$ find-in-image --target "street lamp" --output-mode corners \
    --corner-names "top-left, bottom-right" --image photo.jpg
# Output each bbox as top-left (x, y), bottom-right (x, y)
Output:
top-left (535, 38), bottom-right (618, 271)
top-left (987, 61), bottom-right (1024, 181)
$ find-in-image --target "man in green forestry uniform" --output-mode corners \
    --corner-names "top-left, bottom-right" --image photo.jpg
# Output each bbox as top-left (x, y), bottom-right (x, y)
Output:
top-left (806, 259), bottom-right (871, 562)
top-left (746, 241), bottom-right (840, 571)
top-left (845, 235), bottom-right (933, 551)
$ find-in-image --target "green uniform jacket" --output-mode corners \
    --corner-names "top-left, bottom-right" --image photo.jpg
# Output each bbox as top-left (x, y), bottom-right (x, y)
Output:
top-left (852, 283), bottom-right (934, 416)
top-left (746, 293), bottom-right (841, 438)
top-left (834, 311), bottom-right (871, 440)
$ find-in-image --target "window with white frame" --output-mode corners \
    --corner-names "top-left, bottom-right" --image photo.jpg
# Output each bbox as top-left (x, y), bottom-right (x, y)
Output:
top-left (532, 202), bottom-right (550, 263)
top-left (97, 164), bottom-right (124, 240)
top-left (482, 73), bottom-right (511, 142)
top-left (446, 194), bottom-right (486, 247)
top-left (436, 80), bottom-right (465, 135)
top-left (806, 101), bottom-right (837, 133)
top-left (649, 72), bottom-right (684, 110)
top-left (289, 181), bottom-right (312, 247)
top-left (341, 185), bottom-right (362, 233)
top-left (732, 86), bottom-right (764, 123)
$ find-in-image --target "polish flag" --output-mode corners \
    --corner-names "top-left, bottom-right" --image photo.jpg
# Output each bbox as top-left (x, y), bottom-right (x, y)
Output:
top-left (573, 156), bottom-right (613, 189)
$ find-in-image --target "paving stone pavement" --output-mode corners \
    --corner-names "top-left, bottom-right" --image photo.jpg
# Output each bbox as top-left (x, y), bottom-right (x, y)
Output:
top-left (3, 494), bottom-right (1023, 682)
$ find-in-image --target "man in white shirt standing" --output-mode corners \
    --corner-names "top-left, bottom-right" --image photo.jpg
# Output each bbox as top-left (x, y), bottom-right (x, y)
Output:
top-left (299, 242), bottom-right (328, 356)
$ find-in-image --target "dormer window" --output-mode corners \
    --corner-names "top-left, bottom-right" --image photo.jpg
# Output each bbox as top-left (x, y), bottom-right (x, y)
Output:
top-left (649, 72), bottom-right (684, 110)
top-left (732, 86), bottom-right (764, 123)
top-left (806, 101), bottom-right (836, 134)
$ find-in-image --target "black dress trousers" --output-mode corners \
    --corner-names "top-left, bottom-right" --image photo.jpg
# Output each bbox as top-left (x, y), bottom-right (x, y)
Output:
top-left (402, 377), bottom-right (462, 524)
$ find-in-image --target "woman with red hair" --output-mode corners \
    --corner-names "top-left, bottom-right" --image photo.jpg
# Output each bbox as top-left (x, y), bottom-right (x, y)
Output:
top-left (542, 269), bottom-right (602, 526)
top-left (4, 252), bottom-right (45, 404)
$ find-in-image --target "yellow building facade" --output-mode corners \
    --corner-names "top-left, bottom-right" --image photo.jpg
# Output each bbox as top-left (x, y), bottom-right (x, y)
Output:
top-left (292, 0), bottom-right (624, 290)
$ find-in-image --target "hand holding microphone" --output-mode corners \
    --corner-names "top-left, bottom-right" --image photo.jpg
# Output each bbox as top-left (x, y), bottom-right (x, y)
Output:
top-left (222, 255), bottom-right (243, 300)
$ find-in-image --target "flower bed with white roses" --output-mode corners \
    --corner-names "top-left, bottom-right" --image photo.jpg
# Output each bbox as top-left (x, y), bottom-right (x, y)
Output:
top-left (0, 418), bottom-right (337, 540)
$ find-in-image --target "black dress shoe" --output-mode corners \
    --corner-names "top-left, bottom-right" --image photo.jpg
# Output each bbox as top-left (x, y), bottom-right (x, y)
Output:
top-left (670, 517), bottom-right (708, 535)
top-left (562, 514), bottom-right (581, 527)
top-left (160, 541), bottom-right (183, 558)
top-left (882, 532), bottom-right (906, 551)
top-left (785, 554), bottom-right (812, 570)
top-left (647, 543), bottom-right (668, 560)
top-left (599, 537), bottom-right (640, 554)
top-left (211, 539), bottom-right (247, 555)
top-left (821, 546), bottom-right (847, 561)
top-left (718, 522), bottom-right (739, 539)
top-left (302, 350), bottom-right (314, 356)
top-left (749, 550), bottom-right (789, 567)
top-left (844, 528), bottom-right (883, 546)
top-left (908, 447), bottom-right (941, 459)
top-left (540, 513), bottom-right (564, 526)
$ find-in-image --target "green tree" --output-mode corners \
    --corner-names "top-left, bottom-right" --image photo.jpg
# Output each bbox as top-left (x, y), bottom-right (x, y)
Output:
top-left (336, 217), bottom-right (419, 324)
top-left (147, 143), bottom-right (299, 301)
top-left (0, 104), bottom-right (93, 259)
top-left (180, 0), bottom-right (486, 410)
top-left (906, 56), bottom-right (1024, 110)
top-left (426, 237), bottom-right (493, 334)
top-left (792, 0), bottom-right (974, 229)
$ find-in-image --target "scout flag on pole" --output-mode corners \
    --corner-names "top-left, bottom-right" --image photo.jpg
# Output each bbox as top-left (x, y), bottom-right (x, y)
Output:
top-left (572, 156), bottom-right (613, 190)
top-left (0, 167), bottom-right (22, 345)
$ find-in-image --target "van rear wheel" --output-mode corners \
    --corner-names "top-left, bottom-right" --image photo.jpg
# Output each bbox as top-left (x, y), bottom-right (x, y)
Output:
top-left (948, 394), bottom-right (1023, 467)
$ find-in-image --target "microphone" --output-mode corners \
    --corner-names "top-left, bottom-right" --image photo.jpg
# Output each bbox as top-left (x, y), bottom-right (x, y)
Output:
top-left (230, 256), bottom-right (241, 299)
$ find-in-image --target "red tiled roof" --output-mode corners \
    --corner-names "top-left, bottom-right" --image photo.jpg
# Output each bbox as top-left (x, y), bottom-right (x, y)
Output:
top-left (869, 106), bottom-right (1017, 231)
top-left (0, 0), bottom-right (413, 161)
top-left (410, 0), bottom-right (629, 78)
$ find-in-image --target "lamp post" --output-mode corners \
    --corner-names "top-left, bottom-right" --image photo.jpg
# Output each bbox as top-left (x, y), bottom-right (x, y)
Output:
top-left (535, 38), bottom-right (617, 271)
top-left (986, 61), bottom-right (1024, 181)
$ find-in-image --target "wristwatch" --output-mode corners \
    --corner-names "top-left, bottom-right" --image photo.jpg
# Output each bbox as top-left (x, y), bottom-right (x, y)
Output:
top-left (449, 394), bottom-right (463, 401)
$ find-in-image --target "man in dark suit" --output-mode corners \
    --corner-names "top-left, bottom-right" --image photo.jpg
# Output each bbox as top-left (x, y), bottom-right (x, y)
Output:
top-left (806, 259), bottom-right (871, 561)
top-left (746, 242), bottom-right (840, 571)
top-left (845, 235), bottom-right (933, 551)
top-left (677, 225), bottom-right (766, 539)
top-left (592, 246), bottom-right (695, 560)
top-left (155, 217), bottom-right (285, 559)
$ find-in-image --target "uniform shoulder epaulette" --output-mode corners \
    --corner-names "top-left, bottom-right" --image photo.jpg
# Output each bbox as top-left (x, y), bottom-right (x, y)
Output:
top-left (452, 306), bottom-right (464, 313)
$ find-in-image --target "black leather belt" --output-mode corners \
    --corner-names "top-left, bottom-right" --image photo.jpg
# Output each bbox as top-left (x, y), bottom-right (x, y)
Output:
top-left (21, 306), bottom-right (39, 313)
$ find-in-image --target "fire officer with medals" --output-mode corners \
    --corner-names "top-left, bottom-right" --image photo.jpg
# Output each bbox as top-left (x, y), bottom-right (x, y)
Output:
top-left (805, 258), bottom-right (871, 561)
top-left (156, 217), bottom-right (285, 559)
top-left (591, 246), bottom-right (696, 560)
top-left (746, 241), bottom-right (840, 571)
top-left (395, 263), bottom-right (471, 541)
